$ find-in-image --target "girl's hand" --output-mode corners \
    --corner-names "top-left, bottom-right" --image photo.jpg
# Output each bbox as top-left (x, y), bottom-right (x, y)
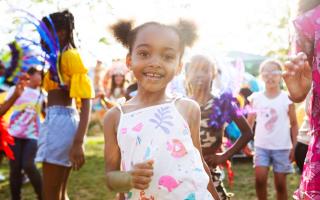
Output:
top-left (205, 153), bottom-right (227, 168)
top-left (13, 73), bottom-right (29, 97)
top-left (69, 142), bottom-right (85, 170)
top-left (283, 52), bottom-right (312, 102)
top-left (129, 160), bottom-right (154, 190)
top-left (289, 148), bottom-right (295, 163)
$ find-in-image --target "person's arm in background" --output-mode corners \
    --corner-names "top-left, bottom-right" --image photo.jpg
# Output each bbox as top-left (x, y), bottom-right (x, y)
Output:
top-left (0, 75), bottom-right (28, 116)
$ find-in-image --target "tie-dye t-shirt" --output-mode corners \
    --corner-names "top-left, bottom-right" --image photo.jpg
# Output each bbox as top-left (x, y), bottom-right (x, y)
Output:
top-left (117, 100), bottom-right (213, 200)
top-left (6, 86), bottom-right (45, 140)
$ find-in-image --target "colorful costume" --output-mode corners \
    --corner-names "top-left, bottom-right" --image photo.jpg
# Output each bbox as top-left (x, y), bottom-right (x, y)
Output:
top-left (292, 5), bottom-right (320, 199)
top-left (0, 117), bottom-right (14, 160)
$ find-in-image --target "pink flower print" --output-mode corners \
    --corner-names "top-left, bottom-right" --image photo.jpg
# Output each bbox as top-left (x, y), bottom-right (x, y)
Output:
top-left (132, 123), bottom-right (143, 132)
top-left (304, 162), bottom-right (320, 182)
top-left (166, 139), bottom-right (187, 158)
top-left (158, 175), bottom-right (181, 192)
top-left (121, 128), bottom-right (127, 134)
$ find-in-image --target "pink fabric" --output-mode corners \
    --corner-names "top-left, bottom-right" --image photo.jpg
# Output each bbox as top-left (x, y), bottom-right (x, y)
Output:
top-left (293, 5), bottom-right (320, 200)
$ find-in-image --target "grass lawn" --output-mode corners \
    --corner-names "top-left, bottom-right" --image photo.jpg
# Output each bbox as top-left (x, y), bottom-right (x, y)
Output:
top-left (0, 136), bottom-right (300, 200)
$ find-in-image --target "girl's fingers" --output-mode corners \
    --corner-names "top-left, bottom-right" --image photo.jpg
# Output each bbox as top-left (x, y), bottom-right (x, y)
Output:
top-left (131, 169), bottom-right (153, 177)
top-left (132, 176), bottom-right (152, 185)
top-left (284, 61), bottom-right (296, 76)
top-left (132, 183), bottom-right (150, 190)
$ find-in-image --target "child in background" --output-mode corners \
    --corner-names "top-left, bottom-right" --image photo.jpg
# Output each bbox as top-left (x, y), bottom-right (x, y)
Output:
top-left (104, 20), bottom-right (219, 199)
top-left (0, 61), bottom-right (27, 181)
top-left (104, 61), bottom-right (127, 103)
top-left (283, 1), bottom-right (320, 199)
top-left (35, 10), bottom-right (94, 200)
top-left (248, 60), bottom-right (298, 200)
top-left (7, 67), bottom-right (45, 200)
top-left (185, 55), bottom-right (253, 200)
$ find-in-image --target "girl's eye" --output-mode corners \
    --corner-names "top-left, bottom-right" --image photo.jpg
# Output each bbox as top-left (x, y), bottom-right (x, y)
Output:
top-left (163, 54), bottom-right (176, 61)
top-left (138, 51), bottom-right (150, 58)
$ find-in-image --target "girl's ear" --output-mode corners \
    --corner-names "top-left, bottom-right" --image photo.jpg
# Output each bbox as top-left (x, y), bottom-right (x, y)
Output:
top-left (175, 61), bottom-right (183, 76)
top-left (126, 54), bottom-right (132, 69)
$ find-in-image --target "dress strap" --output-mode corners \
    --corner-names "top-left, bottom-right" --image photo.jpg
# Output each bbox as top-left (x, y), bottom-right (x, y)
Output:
top-left (171, 96), bottom-right (182, 105)
top-left (116, 104), bottom-right (123, 115)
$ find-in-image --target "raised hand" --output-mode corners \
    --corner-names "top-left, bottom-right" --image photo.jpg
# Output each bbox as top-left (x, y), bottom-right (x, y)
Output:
top-left (283, 52), bottom-right (312, 102)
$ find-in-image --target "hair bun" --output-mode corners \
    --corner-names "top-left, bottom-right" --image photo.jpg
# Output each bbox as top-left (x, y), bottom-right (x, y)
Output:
top-left (110, 19), bottom-right (134, 48)
top-left (175, 19), bottom-right (198, 48)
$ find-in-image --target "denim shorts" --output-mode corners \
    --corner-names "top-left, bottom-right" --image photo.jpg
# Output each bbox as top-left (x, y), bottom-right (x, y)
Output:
top-left (254, 146), bottom-right (293, 173)
top-left (36, 106), bottom-right (79, 167)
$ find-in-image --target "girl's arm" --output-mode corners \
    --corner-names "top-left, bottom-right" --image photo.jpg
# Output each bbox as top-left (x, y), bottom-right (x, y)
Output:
top-left (177, 99), bottom-right (220, 200)
top-left (217, 115), bottom-right (253, 164)
top-left (69, 98), bottom-right (91, 170)
top-left (104, 107), bottom-right (153, 194)
top-left (0, 80), bottom-right (26, 116)
top-left (104, 107), bottom-right (129, 193)
top-left (288, 103), bottom-right (298, 162)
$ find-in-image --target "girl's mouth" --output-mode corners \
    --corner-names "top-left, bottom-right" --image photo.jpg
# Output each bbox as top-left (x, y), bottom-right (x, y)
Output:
top-left (143, 72), bottom-right (163, 80)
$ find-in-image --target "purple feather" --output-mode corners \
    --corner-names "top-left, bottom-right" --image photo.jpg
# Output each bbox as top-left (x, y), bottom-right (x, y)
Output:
top-left (208, 91), bottom-right (241, 129)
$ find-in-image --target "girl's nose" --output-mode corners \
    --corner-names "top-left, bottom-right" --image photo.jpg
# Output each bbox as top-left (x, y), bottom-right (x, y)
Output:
top-left (149, 55), bottom-right (161, 68)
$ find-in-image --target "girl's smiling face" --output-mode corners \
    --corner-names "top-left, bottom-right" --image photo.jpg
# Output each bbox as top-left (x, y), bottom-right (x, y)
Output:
top-left (126, 25), bottom-right (182, 93)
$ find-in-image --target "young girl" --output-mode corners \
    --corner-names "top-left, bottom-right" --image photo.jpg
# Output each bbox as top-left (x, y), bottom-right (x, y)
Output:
top-left (248, 60), bottom-right (298, 200)
top-left (104, 20), bottom-right (220, 199)
top-left (35, 10), bottom-right (94, 200)
top-left (0, 61), bottom-right (27, 177)
top-left (185, 55), bottom-right (253, 200)
top-left (7, 67), bottom-right (44, 200)
top-left (283, 1), bottom-right (320, 199)
top-left (104, 61), bottom-right (127, 102)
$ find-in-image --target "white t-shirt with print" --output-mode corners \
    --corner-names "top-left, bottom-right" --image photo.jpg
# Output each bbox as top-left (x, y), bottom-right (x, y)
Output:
top-left (250, 91), bottom-right (292, 150)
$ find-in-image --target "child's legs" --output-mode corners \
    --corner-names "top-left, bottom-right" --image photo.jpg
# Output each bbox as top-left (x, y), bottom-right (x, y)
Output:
top-left (254, 147), bottom-right (271, 200)
top-left (9, 138), bottom-right (23, 200)
top-left (274, 173), bottom-right (287, 200)
top-left (271, 149), bottom-right (292, 200)
top-left (255, 167), bottom-right (269, 200)
top-left (61, 167), bottom-right (71, 200)
top-left (43, 162), bottom-right (71, 200)
top-left (21, 139), bottom-right (42, 199)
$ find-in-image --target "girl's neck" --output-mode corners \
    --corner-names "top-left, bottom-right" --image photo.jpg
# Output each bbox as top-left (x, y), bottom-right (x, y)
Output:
top-left (135, 86), bottom-right (168, 106)
top-left (264, 86), bottom-right (281, 98)
top-left (192, 88), bottom-right (212, 106)
top-left (26, 84), bottom-right (38, 89)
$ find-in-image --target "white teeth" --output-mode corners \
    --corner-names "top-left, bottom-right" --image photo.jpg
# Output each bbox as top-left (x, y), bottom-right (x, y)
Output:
top-left (145, 73), bottom-right (161, 78)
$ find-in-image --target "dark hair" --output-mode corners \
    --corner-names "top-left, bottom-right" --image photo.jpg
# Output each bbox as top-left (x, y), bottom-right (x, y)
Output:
top-left (297, 0), bottom-right (320, 14)
top-left (27, 67), bottom-right (41, 75)
top-left (110, 19), bottom-right (197, 57)
top-left (42, 10), bottom-right (76, 48)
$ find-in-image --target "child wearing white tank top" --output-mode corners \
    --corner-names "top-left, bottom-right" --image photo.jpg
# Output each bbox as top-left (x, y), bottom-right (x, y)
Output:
top-left (104, 20), bottom-right (219, 199)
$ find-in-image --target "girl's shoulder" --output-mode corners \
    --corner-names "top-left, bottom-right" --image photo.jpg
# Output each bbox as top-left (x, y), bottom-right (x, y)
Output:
top-left (248, 91), bottom-right (264, 102)
top-left (175, 97), bottom-right (200, 112)
top-left (174, 97), bottom-right (201, 123)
